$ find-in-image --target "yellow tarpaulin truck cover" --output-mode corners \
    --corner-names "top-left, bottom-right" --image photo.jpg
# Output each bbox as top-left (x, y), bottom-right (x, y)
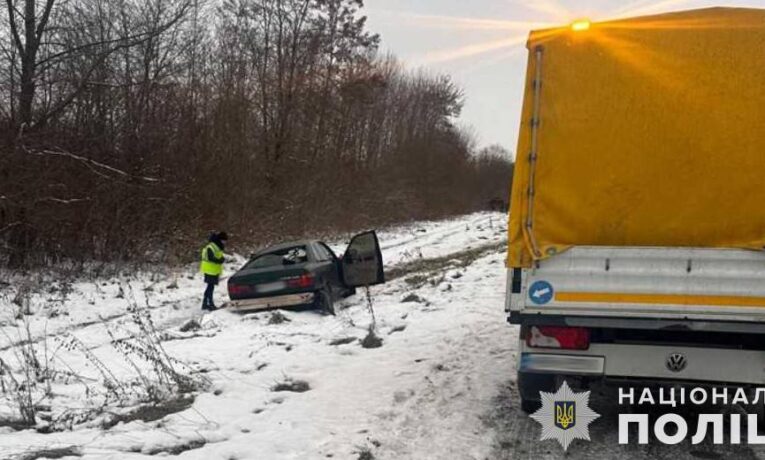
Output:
top-left (508, 7), bottom-right (765, 268)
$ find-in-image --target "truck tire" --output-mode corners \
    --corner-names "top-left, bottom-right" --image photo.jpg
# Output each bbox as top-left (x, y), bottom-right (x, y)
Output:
top-left (518, 372), bottom-right (556, 414)
top-left (521, 397), bottom-right (541, 414)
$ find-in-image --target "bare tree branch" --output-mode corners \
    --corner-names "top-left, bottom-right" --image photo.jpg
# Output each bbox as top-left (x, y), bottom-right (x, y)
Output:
top-left (6, 0), bottom-right (25, 55)
top-left (26, 147), bottom-right (160, 182)
top-left (35, 0), bottom-right (55, 41)
top-left (35, 196), bottom-right (91, 204)
top-left (0, 221), bottom-right (22, 234)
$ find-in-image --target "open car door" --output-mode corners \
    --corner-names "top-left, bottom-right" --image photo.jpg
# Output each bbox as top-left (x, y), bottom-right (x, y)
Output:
top-left (342, 231), bottom-right (385, 287)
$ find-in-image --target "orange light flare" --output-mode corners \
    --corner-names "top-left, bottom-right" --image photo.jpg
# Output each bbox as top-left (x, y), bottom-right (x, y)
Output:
top-left (612, 0), bottom-right (696, 19)
top-left (570, 27), bottom-right (691, 92)
top-left (524, 18), bottom-right (688, 89)
top-left (508, 0), bottom-right (573, 23)
top-left (397, 13), bottom-right (555, 32)
top-left (529, 15), bottom-right (761, 91)
top-left (602, 0), bottom-right (761, 30)
top-left (390, 11), bottom-right (556, 64)
top-left (598, 16), bottom-right (759, 31)
top-left (421, 34), bottom-right (530, 65)
top-left (570, 19), bottom-right (591, 32)
top-left (398, 0), bottom-right (758, 67)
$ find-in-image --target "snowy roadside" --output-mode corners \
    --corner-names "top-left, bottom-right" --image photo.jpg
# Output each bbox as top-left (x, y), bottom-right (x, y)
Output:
top-left (0, 212), bottom-right (506, 351)
top-left (0, 212), bottom-right (517, 459)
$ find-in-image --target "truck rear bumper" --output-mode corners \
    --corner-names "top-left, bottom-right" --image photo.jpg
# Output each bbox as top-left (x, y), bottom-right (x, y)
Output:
top-left (520, 343), bottom-right (765, 385)
top-left (228, 292), bottom-right (315, 312)
top-left (520, 353), bottom-right (604, 375)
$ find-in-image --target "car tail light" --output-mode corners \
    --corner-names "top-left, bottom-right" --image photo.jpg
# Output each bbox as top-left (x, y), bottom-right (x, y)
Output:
top-left (228, 284), bottom-right (249, 296)
top-left (525, 326), bottom-right (590, 350)
top-left (287, 274), bottom-right (314, 288)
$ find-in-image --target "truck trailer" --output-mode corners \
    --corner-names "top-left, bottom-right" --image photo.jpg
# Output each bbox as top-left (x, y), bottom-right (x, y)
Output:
top-left (506, 7), bottom-right (765, 412)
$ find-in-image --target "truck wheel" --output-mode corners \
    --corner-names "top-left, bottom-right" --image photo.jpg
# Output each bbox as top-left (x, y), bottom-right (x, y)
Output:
top-left (518, 372), bottom-right (556, 414)
top-left (315, 289), bottom-right (335, 315)
top-left (521, 398), bottom-right (542, 414)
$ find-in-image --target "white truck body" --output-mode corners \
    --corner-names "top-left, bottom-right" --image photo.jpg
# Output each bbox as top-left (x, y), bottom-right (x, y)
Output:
top-left (508, 247), bottom-right (765, 387)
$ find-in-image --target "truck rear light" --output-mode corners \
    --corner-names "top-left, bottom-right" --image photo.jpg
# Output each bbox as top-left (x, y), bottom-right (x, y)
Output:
top-left (287, 274), bottom-right (314, 288)
top-left (525, 326), bottom-right (590, 350)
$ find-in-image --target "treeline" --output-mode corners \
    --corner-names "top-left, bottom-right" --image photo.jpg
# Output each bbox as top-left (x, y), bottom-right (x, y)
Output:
top-left (0, 0), bottom-right (513, 267)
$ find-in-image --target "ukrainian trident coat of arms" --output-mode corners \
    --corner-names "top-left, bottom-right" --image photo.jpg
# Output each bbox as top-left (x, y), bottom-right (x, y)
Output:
top-left (554, 401), bottom-right (575, 429)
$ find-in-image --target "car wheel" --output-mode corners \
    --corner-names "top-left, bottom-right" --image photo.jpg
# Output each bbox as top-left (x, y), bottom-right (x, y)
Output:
top-left (315, 288), bottom-right (335, 315)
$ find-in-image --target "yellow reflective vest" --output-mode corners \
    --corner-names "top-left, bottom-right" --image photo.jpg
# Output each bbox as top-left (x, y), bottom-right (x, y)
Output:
top-left (200, 242), bottom-right (224, 276)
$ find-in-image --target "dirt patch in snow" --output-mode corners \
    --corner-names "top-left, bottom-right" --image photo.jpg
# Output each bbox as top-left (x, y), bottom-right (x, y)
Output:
top-left (9, 446), bottom-right (81, 460)
top-left (272, 378), bottom-right (311, 393)
top-left (387, 241), bottom-right (506, 287)
top-left (388, 325), bottom-right (406, 335)
top-left (355, 447), bottom-right (376, 460)
top-left (360, 329), bottom-right (383, 349)
top-left (102, 395), bottom-right (195, 429)
top-left (401, 293), bottom-right (427, 304)
top-left (268, 311), bottom-right (291, 324)
top-left (0, 417), bottom-right (38, 431)
top-left (179, 318), bottom-right (201, 332)
top-left (330, 337), bottom-right (357, 346)
top-left (143, 438), bottom-right (206, 456)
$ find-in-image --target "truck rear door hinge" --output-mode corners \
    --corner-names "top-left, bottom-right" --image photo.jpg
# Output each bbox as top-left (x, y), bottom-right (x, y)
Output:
top-left (511, 268), bottom-right (523, 294)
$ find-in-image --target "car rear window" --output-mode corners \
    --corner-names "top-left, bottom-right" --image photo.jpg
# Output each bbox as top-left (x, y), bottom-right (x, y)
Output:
top-left (314, 243), bottom-right (335, 261)
top-left (246, 246), bottom-right (309, 268)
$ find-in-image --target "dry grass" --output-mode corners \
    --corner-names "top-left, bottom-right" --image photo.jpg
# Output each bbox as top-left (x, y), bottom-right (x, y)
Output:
top-left (0, 287), bottom-right (206, 432)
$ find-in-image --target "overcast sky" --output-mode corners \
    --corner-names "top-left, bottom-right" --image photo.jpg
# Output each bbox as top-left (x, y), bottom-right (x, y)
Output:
top-left (362, 0), bottom-right (765, 156)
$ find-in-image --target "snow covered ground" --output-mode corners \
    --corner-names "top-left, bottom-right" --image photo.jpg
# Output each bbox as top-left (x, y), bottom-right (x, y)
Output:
top-left (0, 212), bottom-right (519, 459)
top-left (4, 211), bottom-right (763, 460)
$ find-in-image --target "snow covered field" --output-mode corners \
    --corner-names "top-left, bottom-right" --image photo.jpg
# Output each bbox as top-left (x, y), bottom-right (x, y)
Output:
top-left (0, 212), bottom-right (519, 459)
top-left (5, 212), bottom-right (765, 460)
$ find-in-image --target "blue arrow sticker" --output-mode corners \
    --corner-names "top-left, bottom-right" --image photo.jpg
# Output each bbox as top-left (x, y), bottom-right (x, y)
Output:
top-left (529, 280), bottom-right (554, 305)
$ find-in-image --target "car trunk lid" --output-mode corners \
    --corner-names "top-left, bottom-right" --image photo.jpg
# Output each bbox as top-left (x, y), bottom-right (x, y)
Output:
top-left (228, 265), bottom-right (315, 299)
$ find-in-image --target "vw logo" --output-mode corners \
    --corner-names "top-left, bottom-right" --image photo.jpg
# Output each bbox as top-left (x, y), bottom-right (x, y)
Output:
top-left (666, 353), bottom-right (687, 372)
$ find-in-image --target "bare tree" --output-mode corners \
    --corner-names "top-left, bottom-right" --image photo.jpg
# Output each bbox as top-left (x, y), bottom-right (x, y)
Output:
top-left (4, 0), bottom-right (191, 130)
top-left (0, 0), bottom-right (513, 268)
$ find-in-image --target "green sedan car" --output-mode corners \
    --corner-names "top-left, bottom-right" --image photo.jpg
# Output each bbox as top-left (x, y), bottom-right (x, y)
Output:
top-left (226, 231), bottom-right (384, 314)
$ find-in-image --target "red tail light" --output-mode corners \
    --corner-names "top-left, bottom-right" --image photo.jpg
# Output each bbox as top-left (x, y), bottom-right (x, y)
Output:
top-left (228, 284), bottom-right (249, 296)
top-left (287, 274), bottom-right (314, 288)
top-left (525, 326), bottom-right (590, 350)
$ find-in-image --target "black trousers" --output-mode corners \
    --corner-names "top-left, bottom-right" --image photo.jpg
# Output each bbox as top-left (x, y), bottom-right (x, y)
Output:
top-left (203, 274), bottom-right (219, 308)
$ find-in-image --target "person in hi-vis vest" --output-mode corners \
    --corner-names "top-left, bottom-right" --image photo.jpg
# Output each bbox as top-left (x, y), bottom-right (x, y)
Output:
top-left (200, 231), bottom-right (228, 311)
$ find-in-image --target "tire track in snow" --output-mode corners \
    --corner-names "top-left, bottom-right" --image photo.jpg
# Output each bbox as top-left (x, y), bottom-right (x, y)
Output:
top-left (370, 250), bottom-right (514, 459)
top-left (378, 214), bottom-right (495, 252)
